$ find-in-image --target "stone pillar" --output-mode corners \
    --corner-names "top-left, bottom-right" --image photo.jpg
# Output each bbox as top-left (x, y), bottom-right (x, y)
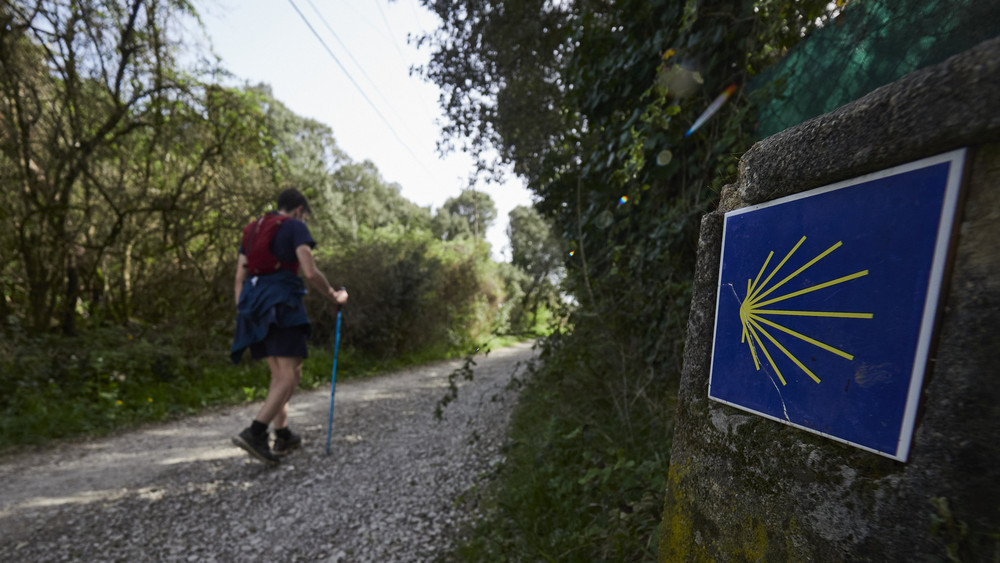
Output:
top-left (660, 37), bottom-right (1000, 561)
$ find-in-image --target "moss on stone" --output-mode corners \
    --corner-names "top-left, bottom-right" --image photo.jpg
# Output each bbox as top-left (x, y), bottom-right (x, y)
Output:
top-left (662, 38), bottom-right (1000, 559)
top-left (660, 461), bottom-right (716, 563)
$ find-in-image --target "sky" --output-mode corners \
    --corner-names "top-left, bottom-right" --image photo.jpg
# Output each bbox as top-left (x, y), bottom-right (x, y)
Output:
top-left (191, 0), bottom-right (534, 261)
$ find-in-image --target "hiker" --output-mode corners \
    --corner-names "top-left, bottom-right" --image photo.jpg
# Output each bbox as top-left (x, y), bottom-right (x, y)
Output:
top-left (230, 188), bottom-right (348, 465)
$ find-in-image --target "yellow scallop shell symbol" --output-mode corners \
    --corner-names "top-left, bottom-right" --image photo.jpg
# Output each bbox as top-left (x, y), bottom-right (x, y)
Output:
top-left (739, 236), bottom-right (874, 386)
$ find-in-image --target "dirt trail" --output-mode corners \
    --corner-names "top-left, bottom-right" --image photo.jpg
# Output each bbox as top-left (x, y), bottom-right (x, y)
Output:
top-left (0, 342), bottom-right (535, 562)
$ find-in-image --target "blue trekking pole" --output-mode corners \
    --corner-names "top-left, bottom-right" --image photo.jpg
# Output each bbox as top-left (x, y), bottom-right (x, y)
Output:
top-left (325, 306), bottom-right (343, 455)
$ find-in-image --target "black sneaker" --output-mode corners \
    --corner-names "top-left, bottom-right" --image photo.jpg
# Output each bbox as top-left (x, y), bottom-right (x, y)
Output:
top-left (273, 430), bottom-right (302, 456)
top-left (232, 427), bottom-right (280, 466)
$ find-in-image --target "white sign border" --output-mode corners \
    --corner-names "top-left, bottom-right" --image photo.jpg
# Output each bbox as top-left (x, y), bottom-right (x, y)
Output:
top-left (707, 148), bottom-right (967, 462)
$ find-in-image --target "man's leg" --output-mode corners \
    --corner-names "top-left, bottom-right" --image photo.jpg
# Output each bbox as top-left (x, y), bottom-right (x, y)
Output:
top-left (256, 356), bottom-right (303, 425)
top-left (262, 357), bottom-right (304, 455)
top-left (272, 402), bottom-right (291, 431)
top-left (233, 356), bottom-right (302, 465)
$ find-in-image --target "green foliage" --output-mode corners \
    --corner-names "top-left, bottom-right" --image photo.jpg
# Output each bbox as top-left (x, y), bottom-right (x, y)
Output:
top-left (323, 158), bottom-right (432, 244)
top-left (434, 346), bottom-right (482, 420)
top-left (0, 1), bottom-right (528, 452)
top-left (418, 0), bottom-right (836, 559)
top-left (454, 328), bottom-right (674, 561)
top-left (506, 205), bottom-right (566, 334)
top-left (0, 325), bottom-right (253, 446)
top-left (307, 230), bottom-right (502, 360)
top-left (0, 319), bottom-right (502, 451)
top-left (927, 497), bottom-right (1000, 563)
top-left (432, 189), bottom-right (498, 242)
top-left (0, 1), bottom-right (274, 334)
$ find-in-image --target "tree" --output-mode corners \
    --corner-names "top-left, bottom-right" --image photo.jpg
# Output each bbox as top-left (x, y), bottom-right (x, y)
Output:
top-left (0, 0), bottom-right (231, 332)
top-left (507, 204), bottom-right (564, 328)
top-left (416, 0), bottom-right (837, 557)
top-left (250, 84), bottom-right (345, 219)
top-left (432, 188), bottom-right (496, 242)
top-left (415, 0), bottom-right (573, 183)
top-left (417, 0), bottom-right (837, 388)
top-left (329, 160), bottom-right (432, 244)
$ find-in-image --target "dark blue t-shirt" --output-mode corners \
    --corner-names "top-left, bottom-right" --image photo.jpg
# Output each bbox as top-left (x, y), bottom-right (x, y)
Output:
top-left (239, 214), bottom-right (316, 264)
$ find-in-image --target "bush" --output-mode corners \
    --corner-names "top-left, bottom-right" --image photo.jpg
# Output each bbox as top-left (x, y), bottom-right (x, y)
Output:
top-left (0, 230), bottom-right (518, 450)
top-left (310, 231), bottom-right (504, 361)
top-left (454, 315), bottom-right (676, 562)
top-left (0, 325), bottom-right (259, 446)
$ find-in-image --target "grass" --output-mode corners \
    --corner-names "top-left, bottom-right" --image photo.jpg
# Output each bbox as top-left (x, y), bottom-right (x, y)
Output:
top-left (0, 324), bottom-right (486, 452)
top-left (452, 328), bottom-right (675, 562)
top-left (0, 306), bottom-right (656, 560)
top-left (0, 306), bottom-right (675, 560)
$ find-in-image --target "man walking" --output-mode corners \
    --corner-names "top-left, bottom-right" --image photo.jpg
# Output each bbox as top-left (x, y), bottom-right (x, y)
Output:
top-left (230, 188), bottom-right (348, 465)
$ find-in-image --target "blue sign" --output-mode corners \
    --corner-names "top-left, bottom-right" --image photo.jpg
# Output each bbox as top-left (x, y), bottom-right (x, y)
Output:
top-left (708, 150), bottom-right (966, 461)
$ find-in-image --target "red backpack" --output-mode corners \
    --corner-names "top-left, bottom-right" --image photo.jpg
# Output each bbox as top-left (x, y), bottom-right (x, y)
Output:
top-left (242, 213), bottom-right (299, 275)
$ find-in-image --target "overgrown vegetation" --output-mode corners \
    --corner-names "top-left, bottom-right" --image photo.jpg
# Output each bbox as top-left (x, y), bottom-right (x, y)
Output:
top-left (454, 322), bottom-right (674, 561)
top-left (927, 496), bottom-right (1000, 563)
top-left (416, 0), bottom-right (836, 558)
top-left (0, 1), bottom-right (558, 450)
top-left (0, 316), bottom-right (529, 452)
top-left (1, 0), bottom-right (848, 556)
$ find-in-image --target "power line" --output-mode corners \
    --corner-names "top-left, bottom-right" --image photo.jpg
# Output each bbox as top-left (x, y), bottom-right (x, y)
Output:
top-left (408, 0), bottom-right (429, 37)
top-left (303, 0), bottom-right (416, 139)
top-left (374, 0), bottom-right (409, 69)
top-left (329, 0), bottom-right (385, 40)
top-left (286, 0), bottom-right (439, 182)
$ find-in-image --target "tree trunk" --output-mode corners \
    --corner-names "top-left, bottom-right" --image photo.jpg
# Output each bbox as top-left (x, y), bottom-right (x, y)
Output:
top-left (0, 281), bottom-right (9, 335)
top-left (22, 236), bottom-right (50, 332)
top-left (61, 255), bottom-right (78, 335)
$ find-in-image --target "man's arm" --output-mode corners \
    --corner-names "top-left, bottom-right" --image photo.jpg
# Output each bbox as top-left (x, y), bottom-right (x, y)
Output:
top-left (296, 244), bottom-right (348, 305)
top-left (234, 253), bottom-right (248, 306)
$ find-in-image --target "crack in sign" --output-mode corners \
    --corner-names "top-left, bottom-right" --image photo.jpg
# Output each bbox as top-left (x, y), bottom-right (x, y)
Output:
top-left (724, 282), bottom-right (741, 305)
top-left (724, 283), bottom-right (790, 420)
top-left (765, 370), bottom-right (791, 421)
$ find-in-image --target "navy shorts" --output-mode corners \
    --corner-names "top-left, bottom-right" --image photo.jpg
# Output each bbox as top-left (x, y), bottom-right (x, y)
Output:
top-left (250, 324), bottom-right (309, 360)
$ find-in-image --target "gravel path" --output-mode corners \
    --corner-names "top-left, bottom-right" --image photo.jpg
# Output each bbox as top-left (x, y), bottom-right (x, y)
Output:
top-left (0, 342), bottom-right (536, 562)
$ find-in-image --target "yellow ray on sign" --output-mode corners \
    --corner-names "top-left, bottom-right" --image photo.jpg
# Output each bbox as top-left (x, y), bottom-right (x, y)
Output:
top-left (737, 237), bottom-right (873, 385)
